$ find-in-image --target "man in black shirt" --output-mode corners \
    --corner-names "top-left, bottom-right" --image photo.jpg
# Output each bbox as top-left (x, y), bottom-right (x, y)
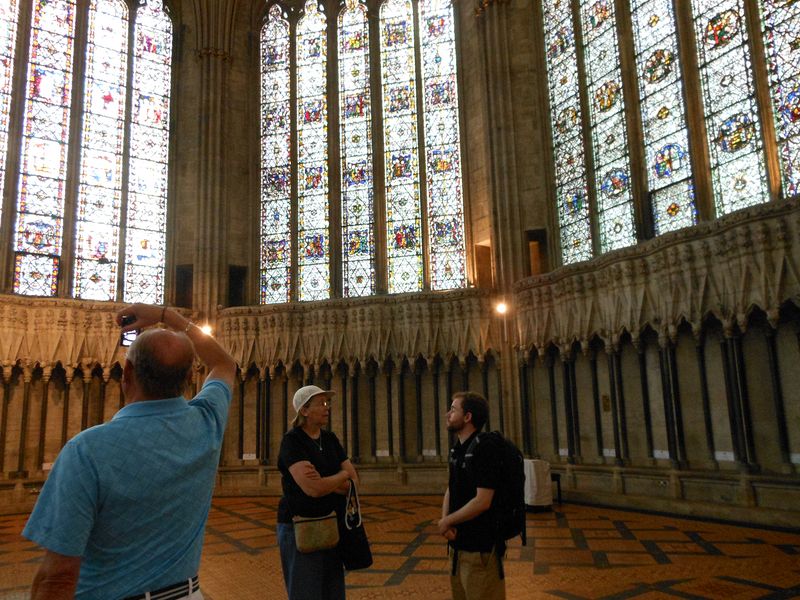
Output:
top-left (437, 391), bottom-right (505, 600)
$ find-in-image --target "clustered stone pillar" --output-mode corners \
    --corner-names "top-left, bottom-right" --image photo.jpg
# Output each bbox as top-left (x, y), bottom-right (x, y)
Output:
top-left (190, 0), bottom-right (237, 321)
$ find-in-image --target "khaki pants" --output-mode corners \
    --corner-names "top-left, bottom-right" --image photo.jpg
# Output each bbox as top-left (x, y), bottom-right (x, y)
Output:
top-left (450, 549), bottom-right (505, 600)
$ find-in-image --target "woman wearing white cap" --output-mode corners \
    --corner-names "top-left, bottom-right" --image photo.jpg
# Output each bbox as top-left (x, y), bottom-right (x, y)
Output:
top-left (277, 384), bottom-right (359, 599)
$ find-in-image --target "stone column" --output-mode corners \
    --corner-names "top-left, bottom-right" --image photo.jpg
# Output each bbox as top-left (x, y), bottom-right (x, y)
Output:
top-left (0, 365), bottom-right (12, 475)
top-left (480, 355), bottom-right (491, 431)
top-left (560, 346), bottom-right (575, 464)
top-left (431, 356), bottom-right (443, 459)
top-left (98, 366), bottom-right (112, 425)
top-left (368, 361), bottom-right (377, 462)
top-left (764, 311), bottom-right (793, 474)
top-left (238, 368), bottom-right (246, 461)
top-left (263, 367), bottom-right (273, 463)
top-left (350, 360), bottom-right (360, 463)
top-left (398, 358), bottom-right (407, 461)
top-left (383, 359), bottom-right (395, 462)
top-left (633, 336), bottom-right (655, 463)
top-left (475, 0), bottom-right (525, 288)
top-left (518, 348), bottom-right (533, 456)
top-left (189, 0), bottom-right (238, 319)
top-left (721, 319), bottom-right (758, 472)
top-left (11, 365), bottom-right (32, 477)
top-left (37, 366), bottom-right (52, 471)
top-left (61, 369), bottom-right (73, 449)
top-left (604, 344), bottom-right (623, 467)
top-left (588, 346), bottom-right (603, 462)
top-left (693, 326), bottom-right (718, 469)
top-left (413, 358), bottom-right (424, 462)
top-left (80, 361), bottom-right (94, 431)
top-left (546, 349), bottom-right (559, 459)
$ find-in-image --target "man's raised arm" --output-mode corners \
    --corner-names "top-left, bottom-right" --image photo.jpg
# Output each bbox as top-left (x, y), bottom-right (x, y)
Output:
top-left (117, 304), bottom-right (237, 389)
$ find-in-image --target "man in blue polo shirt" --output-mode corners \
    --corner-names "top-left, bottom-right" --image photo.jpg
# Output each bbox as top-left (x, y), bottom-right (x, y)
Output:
top-left (23, 304), bottom-right (237, 600)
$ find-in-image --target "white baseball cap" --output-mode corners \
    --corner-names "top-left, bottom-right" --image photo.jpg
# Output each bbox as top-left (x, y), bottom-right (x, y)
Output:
top-left (291, 385), bottom-right (334, 426)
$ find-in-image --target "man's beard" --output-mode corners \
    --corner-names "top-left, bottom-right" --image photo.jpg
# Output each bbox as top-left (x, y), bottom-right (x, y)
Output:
top-left (446, 422), bottom-right (462, 433)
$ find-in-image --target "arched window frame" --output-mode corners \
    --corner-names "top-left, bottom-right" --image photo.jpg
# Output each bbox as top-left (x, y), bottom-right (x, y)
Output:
top-left (538, 0), bottom-right (794, 268)
top-left (0, 0), bottom-right (177, 302)
top-left (256, 0), bottom-right (470, 304)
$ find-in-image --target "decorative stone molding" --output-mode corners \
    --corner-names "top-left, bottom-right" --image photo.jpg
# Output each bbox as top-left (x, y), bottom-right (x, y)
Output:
top-left (0, 299), bottom-right (129, 371)
top-left (217, 289), bottom-right (501, 372)
top-left (475, 0), bottom-right (510, 17)
top-left (191, 0), bottom-right (238, 59)
top-left (514, 199), bottom-right (800, 351)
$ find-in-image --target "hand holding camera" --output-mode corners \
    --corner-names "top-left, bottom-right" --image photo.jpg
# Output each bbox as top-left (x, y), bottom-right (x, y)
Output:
top-left (117, 304), bottom-right (170, 346)
top-left (119, 315), bottom-right (138, 347)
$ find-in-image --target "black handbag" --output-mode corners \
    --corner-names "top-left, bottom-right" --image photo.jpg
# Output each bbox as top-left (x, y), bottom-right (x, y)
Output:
top-left (338, 479), bottom-right (373, 570)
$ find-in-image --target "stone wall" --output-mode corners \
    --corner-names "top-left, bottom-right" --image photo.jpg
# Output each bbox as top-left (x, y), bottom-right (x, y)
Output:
top-left (2, 200), bottom-right (799, 527)
top-left (1, 0), bottom-right (798, 529)
top-left (0, 290), bottom-right (507, 513)
top-left (514, 199), bottom-right (800, 527)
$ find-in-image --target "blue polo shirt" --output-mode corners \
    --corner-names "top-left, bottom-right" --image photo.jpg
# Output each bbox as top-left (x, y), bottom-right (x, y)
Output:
top-left (23, 378), bottom-right (231, 600)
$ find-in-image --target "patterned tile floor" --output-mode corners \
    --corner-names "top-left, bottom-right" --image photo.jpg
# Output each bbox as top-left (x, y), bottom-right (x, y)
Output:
top-left (2, 496), bottom-right (799, 599)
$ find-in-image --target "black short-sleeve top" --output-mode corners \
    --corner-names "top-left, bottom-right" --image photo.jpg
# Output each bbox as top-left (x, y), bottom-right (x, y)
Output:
top-left (448, 431), bottom-right (502, 552)
top-left (277, 427), bottom-right (348, 524)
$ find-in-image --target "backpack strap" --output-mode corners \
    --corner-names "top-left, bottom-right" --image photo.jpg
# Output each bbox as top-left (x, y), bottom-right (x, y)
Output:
top-left (463, 431), bottom-right (487, 468)
top-left (495, 543), bottom-right (505, 580)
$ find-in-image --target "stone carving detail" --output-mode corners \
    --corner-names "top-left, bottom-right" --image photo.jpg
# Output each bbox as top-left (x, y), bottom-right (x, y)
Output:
top-left (218, 290), bottom-right (500, 373)
top-left (515, 200), bottom-right (800, 351)
top-left (0, 300), bottom-right (126, 376)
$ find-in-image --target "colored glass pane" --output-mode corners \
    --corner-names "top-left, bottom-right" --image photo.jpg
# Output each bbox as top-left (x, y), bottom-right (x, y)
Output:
top-left (542, 0), bottom-right (592, 264)
top-left (579, 0), bottom-right (637, 253)
top-left (0, 0), bottom-right (19, 231)
top-left (13, 0), bottom-right (76, 296)
top-left (297, 0), bottom-right (330, 301)
top-left (691, 0), bottom-right (769, 215)
top-left (381, 0), bottom-right (423, 293)
top-left (339, 0), bottom-right (375, 297)
top-left (124, 0), bottom-right (171, 303)
top-left (260, 5), bottom-right (291, 304)
top-left (73, 0), bottom-right (128, 301)
top-left (760, 0), bottom-right (800, 198)
top-left (631, 0), bottom-right (696, 235)
top-left (419, 0), bottom-right (466, 290)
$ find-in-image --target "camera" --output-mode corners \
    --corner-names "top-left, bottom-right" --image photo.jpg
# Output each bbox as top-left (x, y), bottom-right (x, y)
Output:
top-left (120, 314), bottom-right (139, 347)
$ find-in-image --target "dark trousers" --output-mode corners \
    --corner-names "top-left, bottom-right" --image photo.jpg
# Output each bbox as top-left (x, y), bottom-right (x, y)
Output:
top-left (277, 522), bottom-right (346, 600)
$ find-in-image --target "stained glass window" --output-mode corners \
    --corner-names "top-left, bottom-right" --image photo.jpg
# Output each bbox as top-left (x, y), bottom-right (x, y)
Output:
top-left (419, 0), bottom-right (466, 290)
top-left (381, 0), bottom-right (423, 293)
top-left (260, 5), bottom-right (291, 304)
top-left (297, 0), bottom-right (330, 301)
top-left (6, 0), bottom-right (172, 299)
top-left (631, 0), bottom-right (696, 235)
top-left (123, 0), bottom-right (171, 304)
top-left (0, 0), bottom-right (20, 231)
top-left (691, 0), bottom-right (769, 215)
top-left (579, 0), bottom-right (636, 253)
top-left (259, 0), bottom-right (469, 301)
top-left (13, 0), bottom-right (77, 296)
top-left (760, 0), bottom-right (800, 198)
top-left (73, 0), bottom-right (128, 301)
top-left (542, 0), bottom-right (592, 264)
top-left (339, 0), bottom-right (375, 298)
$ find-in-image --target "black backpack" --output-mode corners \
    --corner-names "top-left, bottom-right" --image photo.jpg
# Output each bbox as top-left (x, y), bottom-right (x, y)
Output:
top-left (465, 431), bottom-right (527, 546)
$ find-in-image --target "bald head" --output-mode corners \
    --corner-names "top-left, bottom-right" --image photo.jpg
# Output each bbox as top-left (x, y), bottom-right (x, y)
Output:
top-left (126, 329), bottom-right (195, 399)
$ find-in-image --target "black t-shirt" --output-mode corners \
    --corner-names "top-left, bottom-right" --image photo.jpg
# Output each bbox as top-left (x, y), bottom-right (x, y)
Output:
top-left (277, 427), bottom-right (348, 524)
top-left (448, 431), bottom-right (502, 552)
